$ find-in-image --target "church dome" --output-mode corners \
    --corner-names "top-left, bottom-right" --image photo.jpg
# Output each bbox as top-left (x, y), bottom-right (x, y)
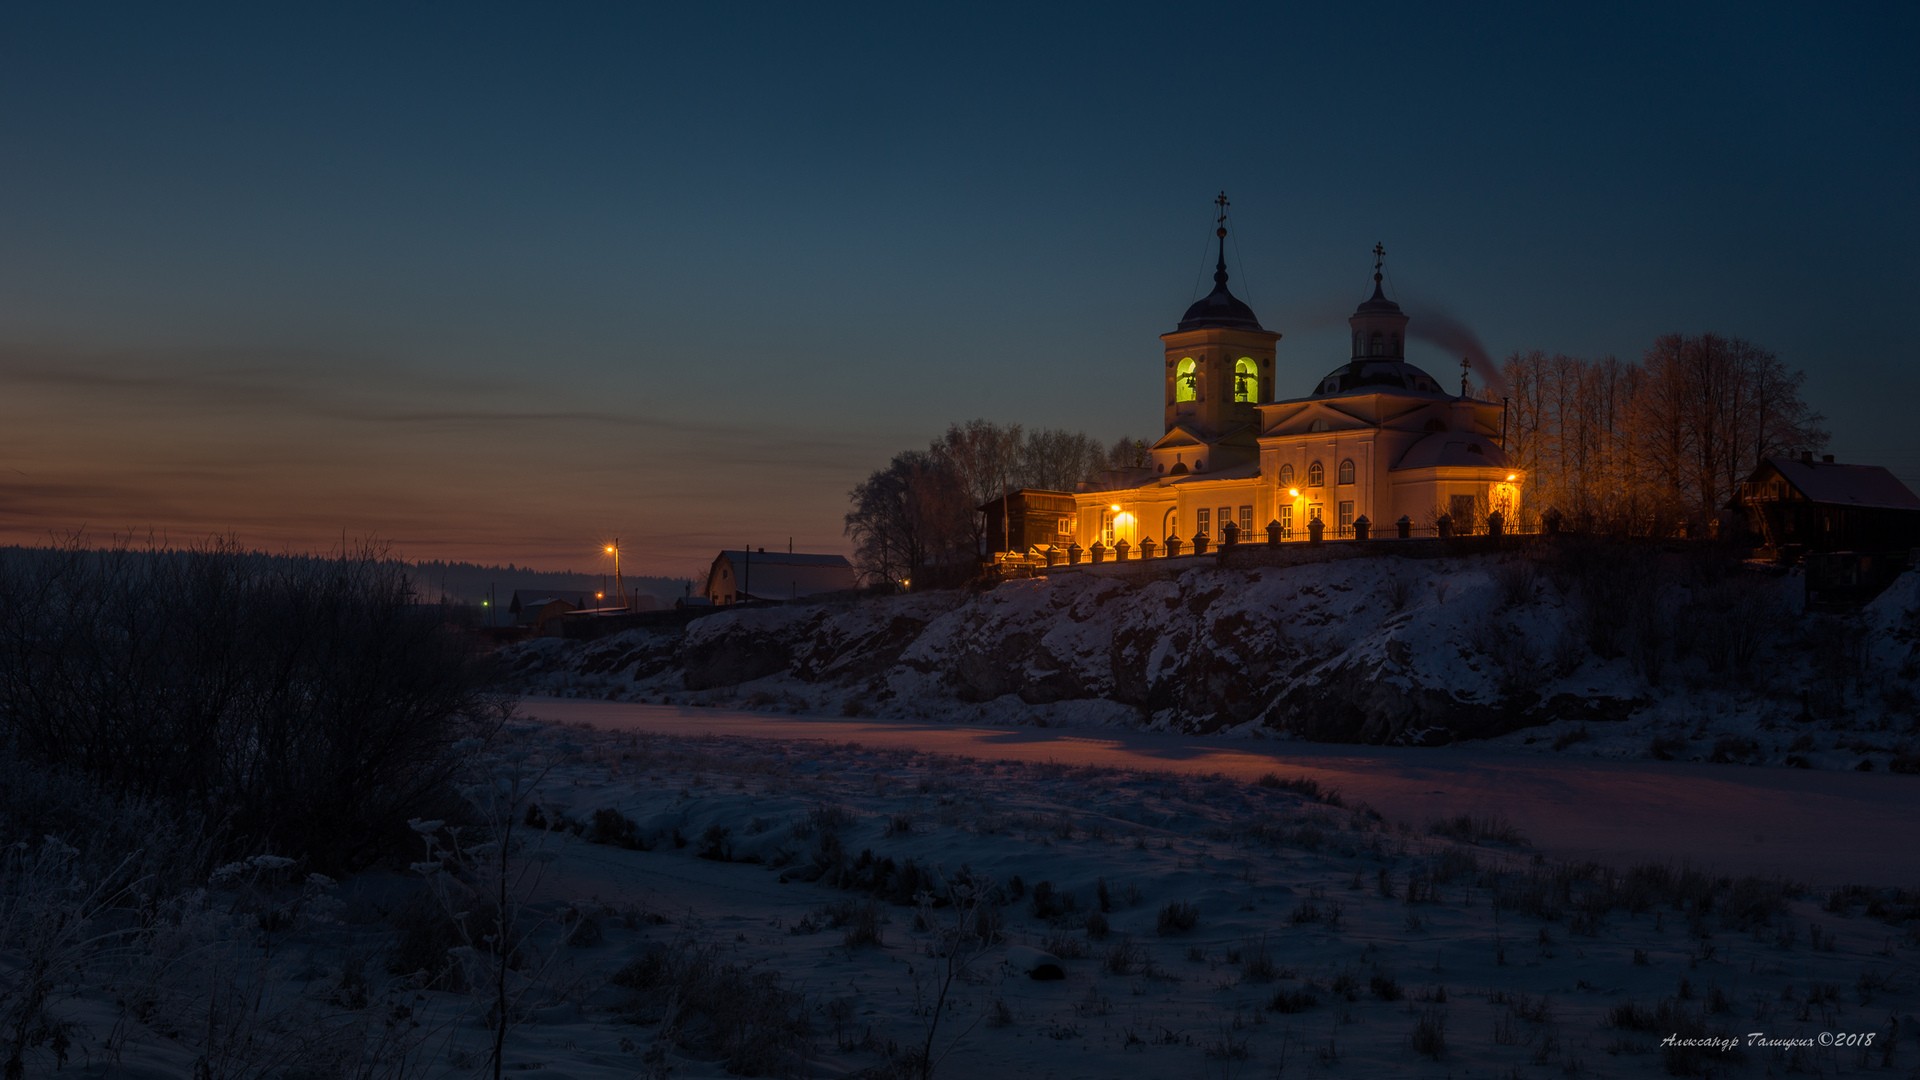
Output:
top-left (1311, 242), bottom-right (1437, 395)
top-left (1178, 282), bottom-right (1264, 331)
top-left (1312, 359), bottom-right (1447, 396)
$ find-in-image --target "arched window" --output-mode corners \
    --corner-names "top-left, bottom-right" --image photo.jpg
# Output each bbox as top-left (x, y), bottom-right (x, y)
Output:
top-left (1338, 458), bottom-right (1355, 484)
top-left (1278, 463), bottom-right (1294, 485)
top-left (1175, 358), bottom-right (1198, 402)
top-left (1389, 333), bottom-right (1401, 357)
top-left (1307, 461), bottom-right (1325, 487)
top-left (1234, 358), bottom-right (1258, 402)
top-left (1368, 332), bottom-right (1383, 357)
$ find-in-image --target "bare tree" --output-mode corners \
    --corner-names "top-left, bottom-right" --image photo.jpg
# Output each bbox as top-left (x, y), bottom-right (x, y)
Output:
top-left (1017, 428), bottom-right (1108, 492)
top-left (844, 451), bottom-right (969, 586)
top-left (1501, 334), bottom-right (1824, 536)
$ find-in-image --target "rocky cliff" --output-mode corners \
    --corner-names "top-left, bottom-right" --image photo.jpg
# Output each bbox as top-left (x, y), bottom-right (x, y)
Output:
top-left (502, 548), bottom-right (1920, 759)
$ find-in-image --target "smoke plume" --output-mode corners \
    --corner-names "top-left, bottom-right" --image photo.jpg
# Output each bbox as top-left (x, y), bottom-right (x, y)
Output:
top-left (1407, 307), bottom-right (1509, 400)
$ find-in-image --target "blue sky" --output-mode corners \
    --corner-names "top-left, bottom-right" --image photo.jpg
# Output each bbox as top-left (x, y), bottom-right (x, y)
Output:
top-left (2, 2), bottom-right (1914, 576)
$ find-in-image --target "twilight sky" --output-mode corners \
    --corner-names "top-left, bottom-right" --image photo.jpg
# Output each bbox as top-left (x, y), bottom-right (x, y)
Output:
top-left (3, 3), bottom-right (1915, 579)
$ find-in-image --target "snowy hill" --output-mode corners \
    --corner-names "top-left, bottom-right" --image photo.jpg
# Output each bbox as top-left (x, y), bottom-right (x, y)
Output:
top-left (503, 546), bottom-right (1920, 769)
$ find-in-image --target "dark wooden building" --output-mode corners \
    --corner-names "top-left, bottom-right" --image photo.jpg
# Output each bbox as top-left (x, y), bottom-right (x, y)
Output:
top-left (1738, 454), bottom-right (1920, 553)
top-left (980, 488), bottom-right (1078, 557)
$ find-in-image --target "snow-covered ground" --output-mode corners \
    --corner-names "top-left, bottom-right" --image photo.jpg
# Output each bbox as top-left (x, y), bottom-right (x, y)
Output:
top-left (16, 553), bottom-right (1918, 1078)
top-left (24, 712), bottom-right (1917, 1079)
top-left (518, 697), bottom-right (1920, 887)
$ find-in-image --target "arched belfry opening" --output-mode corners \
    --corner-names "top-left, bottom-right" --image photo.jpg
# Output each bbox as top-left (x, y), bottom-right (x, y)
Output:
top-left (1159, 192), bottom-right (1281, 443)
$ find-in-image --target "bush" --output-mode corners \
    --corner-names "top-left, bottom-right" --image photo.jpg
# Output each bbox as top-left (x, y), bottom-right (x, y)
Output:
top-left (1156, 901), bottom-right (1199, 935)
top-left (613, 937), bottom-right (812, 1074)
top-left (0, 539), bottom-right (504, 873)
top-left (1268, 987), bottom-right (1317, 1013)
top-left (1410, 1007), bottom-right (1447, 1060)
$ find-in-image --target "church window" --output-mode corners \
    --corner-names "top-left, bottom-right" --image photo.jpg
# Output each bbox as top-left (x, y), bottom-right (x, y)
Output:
top-left (1278, 463), bottom-right (1294, 485)
top-left (1239, 506), bottom-right (1254, 537)
top-left (1101, 510), bottom-right (1116, 546)
top-left (1307, 461), bottom-right (1325, 487)
top-left (1196, 508), bottom-right (1210, 538)
top-left (1218, 506), bottom-right (1231, 535)
top-left (1338, 501), bottom-right (1355, 536)
top-left (1368, 331), bottom-right (1383, 357)
top-left (1390, 333), bottom-right (1401, 356)
top-left (1234, 358), bottom-right (1258, 402)
top-left (1278, 504), bottom-right (1293, 539)
top-left (1338, 458), bottom-right (1355, 484)
top-left (1175, 358), bottom-right (1198, 402)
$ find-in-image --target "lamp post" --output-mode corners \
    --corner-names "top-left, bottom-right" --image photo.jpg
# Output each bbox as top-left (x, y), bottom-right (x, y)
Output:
top-left (605, 540), bottom-right (625, 611)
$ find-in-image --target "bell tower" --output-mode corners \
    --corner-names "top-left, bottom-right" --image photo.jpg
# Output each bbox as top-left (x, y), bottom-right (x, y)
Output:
top-left (1161, 192), bottom-right (1281, 438)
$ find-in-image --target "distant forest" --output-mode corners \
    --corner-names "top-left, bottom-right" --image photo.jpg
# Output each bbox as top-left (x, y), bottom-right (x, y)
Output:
top-left (407, 559), bottom-right (693, 606)
top-left (0, 544), bottom-right (692, 607)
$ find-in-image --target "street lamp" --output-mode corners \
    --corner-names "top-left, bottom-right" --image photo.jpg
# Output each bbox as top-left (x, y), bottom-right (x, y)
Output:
top-left (605, 540), bottom-right (626, 611)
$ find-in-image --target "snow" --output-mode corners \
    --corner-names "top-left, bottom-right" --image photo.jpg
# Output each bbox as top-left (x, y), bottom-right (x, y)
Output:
top-left (20, 709), bottom-right (1918, 1078)
top-left (511, 555), bottom-right (1920, 770)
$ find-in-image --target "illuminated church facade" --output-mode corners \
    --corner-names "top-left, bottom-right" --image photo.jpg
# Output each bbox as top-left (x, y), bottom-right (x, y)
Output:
top-left (1068, 200), bottom-right (1520, 555)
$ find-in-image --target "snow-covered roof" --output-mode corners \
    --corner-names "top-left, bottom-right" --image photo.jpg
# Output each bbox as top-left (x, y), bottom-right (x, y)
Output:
top-left (1762, 457), bottom-right (1920, 511)
top-left (1161, 462), bottom-right (1261, 484)
top-left (714, 550), bottom-right (852, 569)
top-left (508, 589), bottom-right (595, 613)
top-left (1392, 432), bottom-right (1512, 471)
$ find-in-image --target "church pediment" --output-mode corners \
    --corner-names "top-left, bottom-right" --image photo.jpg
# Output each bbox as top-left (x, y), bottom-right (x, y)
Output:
top-left (1258, 400), bottom-right (1370, 437)
top-left (1150, 423), bottom-right (1256, 453)
top-left (1150, 425), bottom-right (1212, 452)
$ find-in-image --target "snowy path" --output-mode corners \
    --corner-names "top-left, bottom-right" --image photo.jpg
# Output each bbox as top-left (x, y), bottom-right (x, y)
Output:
top-left (519, 697), bottom-right (1920, 888)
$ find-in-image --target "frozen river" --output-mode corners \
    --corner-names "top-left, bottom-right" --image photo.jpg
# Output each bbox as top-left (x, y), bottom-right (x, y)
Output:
top-left (519, 696), bottom-right (1920, 888)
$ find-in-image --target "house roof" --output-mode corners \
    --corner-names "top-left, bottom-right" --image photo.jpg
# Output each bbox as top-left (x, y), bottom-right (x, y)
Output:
top-left (507, 589), bottom-right (595, 613)
top-left (1762, 457), bottom-right (1920, 511)
top-left (714, 550), bottom-right (851, 569)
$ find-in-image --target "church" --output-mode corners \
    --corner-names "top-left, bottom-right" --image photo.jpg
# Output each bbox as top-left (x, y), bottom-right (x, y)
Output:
top-left (1063, 197), bottom-right (1521, 557)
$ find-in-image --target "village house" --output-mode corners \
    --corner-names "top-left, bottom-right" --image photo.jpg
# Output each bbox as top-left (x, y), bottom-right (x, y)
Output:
top-left (704, 549), bottom-right (857, 605)
top-left (1738, 453), bottom-right (1920, 553)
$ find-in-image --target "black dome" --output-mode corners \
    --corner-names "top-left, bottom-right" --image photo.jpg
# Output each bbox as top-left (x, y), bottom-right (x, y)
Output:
top-left (1353, 280), bottom-right (1404, 316)
top-left (1178, 281), bottom-right (1264, 331)
top-left (1313, 359), bottom-right (1446, 396)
